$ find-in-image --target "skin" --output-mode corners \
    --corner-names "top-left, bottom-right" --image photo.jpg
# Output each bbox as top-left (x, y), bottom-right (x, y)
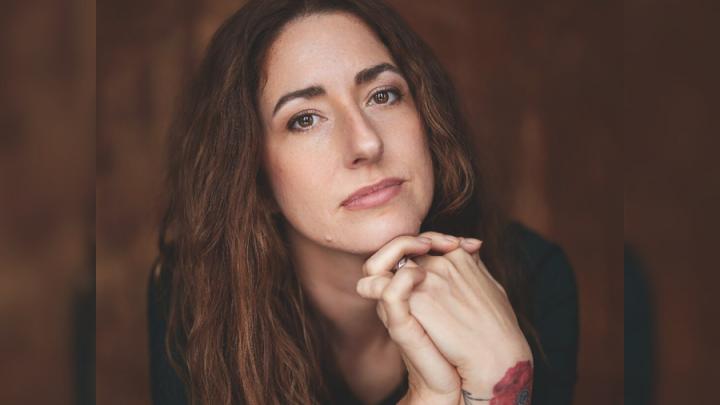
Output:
top-left (358, 237), bottom-right (534, 405)
top-left (259, 11), bottom-right (433, 344)
top-left (259, 12), bottom-right (532, 405)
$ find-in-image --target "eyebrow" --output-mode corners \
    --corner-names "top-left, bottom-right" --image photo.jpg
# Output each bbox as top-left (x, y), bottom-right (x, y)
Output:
top-left (271, 62), bottom-right (401, 117)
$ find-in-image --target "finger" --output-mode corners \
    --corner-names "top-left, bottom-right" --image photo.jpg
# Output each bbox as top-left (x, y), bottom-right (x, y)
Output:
top-left (412, 254), bottom-right (454, 280)
top-left (381, 266), bottom-right (427, 331)
top-left (413, 245), bottom-right (489, 289)
top-left (417, 231), bottom-right (462, 252)
top-left (377, 267), bottom-right (459, 394)
top-left (363, 235), bottom-right (432, 277)
top-left (357, 256), bottom-right (422, 299)
top-left (459, 238), bottom-right (483, 262)
top-left (473, 253), bottom-right (507, 295)
top-left (356, 274), bottom-right (393, 299)
top-left (419, 232), bottom-right (482, 257)
top-left (444, 245), bottom-right (506, 293)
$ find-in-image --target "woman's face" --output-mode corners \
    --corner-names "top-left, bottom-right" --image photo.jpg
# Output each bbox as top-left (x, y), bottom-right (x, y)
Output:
top-left (259, 12), bottom-right (434, 255)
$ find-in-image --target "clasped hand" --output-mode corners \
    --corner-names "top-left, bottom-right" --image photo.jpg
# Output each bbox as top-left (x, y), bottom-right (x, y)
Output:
top-left (356, 232), bottom-right (533, 405)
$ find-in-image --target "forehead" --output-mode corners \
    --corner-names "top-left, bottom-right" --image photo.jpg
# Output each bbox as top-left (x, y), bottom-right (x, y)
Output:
top-left (261, 12), bottom-right (394, 100)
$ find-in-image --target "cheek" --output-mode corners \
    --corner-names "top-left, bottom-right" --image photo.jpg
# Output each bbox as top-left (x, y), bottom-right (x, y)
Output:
top-left (388, 110), bottom-right (435, 197)
top-left (416, 140), bottom-right (435, 210)
top-left (265, 148), bottom-right (331, 216)
top-left (383, 104), bottom-right (430, 158)
top-left (269, 160), bottom-right (306, 207)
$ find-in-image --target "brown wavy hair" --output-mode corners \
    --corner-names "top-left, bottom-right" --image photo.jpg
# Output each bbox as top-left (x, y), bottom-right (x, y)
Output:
top-left (155, 0), bottom-right (536, 404)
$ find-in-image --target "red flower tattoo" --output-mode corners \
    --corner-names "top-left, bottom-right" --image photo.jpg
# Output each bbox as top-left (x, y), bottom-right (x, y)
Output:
top-left (490, 360), bottom-right (533, 405)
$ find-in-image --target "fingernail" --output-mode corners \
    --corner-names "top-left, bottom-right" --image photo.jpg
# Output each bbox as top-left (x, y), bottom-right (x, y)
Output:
top-left (462, 238), bottom-right (482, 248)
top-left (443, 235), bottom-right (459, 243)
top-left (418, 236), bottom-right (432, 244)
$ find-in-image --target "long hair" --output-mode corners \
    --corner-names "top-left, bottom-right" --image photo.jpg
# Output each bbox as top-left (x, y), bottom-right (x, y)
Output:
top-left (155, 0), bottom-right (537, 403)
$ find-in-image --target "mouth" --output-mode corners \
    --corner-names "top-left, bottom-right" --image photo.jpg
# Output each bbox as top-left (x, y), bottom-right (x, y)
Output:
top-left (341, 177), bottom-right (405, 210)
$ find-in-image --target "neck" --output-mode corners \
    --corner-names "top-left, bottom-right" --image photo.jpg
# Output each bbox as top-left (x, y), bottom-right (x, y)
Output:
top-left (288, 230), bottom-right (390, 351)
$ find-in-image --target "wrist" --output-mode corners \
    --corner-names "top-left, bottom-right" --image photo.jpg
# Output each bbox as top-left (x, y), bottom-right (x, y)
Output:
top-left (458, 341), bottom-right (533, 389)
top-left (459, 358), bottom-right (534, 404)
top-left (399, 387), bottom-right (460, 405)
top-left (458, 377), bottom-right (494, 402)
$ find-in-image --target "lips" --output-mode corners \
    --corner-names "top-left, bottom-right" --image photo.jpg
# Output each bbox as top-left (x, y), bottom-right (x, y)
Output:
top-left (341, 177), bottom-right (405, 207)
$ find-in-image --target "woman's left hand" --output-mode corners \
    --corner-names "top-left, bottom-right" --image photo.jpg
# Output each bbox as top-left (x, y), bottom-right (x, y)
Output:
top-left (357, 231), bottom-right (534, 401)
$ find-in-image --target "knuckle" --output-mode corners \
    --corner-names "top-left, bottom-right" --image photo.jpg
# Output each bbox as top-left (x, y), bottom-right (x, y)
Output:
top-left (416, 257), bottom-right (438, 276)
top-left (370, 280), bottom-right (385, 298)
top-left (381, 286), bottom-right (400, 303)
top-left (396, 235), bottom-right (419, 247)
top-left (432, 256), bottom-right (454, 277)
top-left (438, 256), bottom-right (454, 269)
top-left (423, 272), bottom-right (449, 294)
top-left (387, 318), bottom-right (422, 342)
top-left (381, 274), bottom-right (412, 303)
top-left (355, 279), bottom-right (366, 295)
top-left (445, 247), bottom-right (468, 262)
top-left (361, 259), bottom-right (375, 276)
top-left (435, 266), bottom-right (450, 280)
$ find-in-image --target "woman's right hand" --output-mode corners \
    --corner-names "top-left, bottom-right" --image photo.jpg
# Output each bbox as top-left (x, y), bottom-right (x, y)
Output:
top-left (356, 233), bottom-right (480, 405)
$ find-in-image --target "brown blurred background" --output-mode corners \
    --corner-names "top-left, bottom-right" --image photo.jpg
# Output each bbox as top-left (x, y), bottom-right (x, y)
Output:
top-left (0, 0), bottom-right (94, 404)
top-left (95, 1), bottom-right (622, 404)
top-left (624, 1), bottom-right (720, 404)
top-left (10, 0), bottom-right (720, 404)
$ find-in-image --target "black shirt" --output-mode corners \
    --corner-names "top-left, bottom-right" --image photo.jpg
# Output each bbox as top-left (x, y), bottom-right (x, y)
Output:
top-left (148, 222), bottom-right (579, 404)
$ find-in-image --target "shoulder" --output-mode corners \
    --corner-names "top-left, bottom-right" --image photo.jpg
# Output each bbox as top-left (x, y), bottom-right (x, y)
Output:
top-left (505, 221), bottom-right (577, 293)
top-left (147, 247), bottom-right (190, 404)
top-left (504, 221), bottom-right (579, 346)
top-left (505, 222), bottom-right (579, 403)
top-left (505, 222), bottom-right (568, 274)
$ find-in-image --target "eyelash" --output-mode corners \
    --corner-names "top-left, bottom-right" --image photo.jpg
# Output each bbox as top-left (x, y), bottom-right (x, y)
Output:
top-left (286, 86), bottom-right (404, 132)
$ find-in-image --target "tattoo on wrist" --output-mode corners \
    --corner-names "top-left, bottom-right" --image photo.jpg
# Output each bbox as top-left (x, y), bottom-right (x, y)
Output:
top-left (462, 389), bottom-right (491, 403)
top-left (462, 360), bottom-right (533, 405)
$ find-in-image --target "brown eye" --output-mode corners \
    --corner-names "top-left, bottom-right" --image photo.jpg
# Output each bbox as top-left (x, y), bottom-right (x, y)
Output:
top-left (369, 88), bottom-right (402, 106)
top-left (373, 90), bottom-right (389, 104)
top-left (288, 112), bottom-right (320, 131)
top-left (297, 114), bottom-right (313, 127)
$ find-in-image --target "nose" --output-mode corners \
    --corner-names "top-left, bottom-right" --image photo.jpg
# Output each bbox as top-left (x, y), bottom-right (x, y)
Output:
top-left (340, 105), bottom-right (384, 168)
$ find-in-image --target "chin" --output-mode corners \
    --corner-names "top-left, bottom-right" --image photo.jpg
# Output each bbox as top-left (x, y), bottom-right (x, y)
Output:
top-left (343, 213), bottom-right (424, 254)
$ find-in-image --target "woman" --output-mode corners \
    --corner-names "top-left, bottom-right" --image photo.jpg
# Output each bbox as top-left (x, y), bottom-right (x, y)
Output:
top-left (148, 1), bottom-right (579, 404)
